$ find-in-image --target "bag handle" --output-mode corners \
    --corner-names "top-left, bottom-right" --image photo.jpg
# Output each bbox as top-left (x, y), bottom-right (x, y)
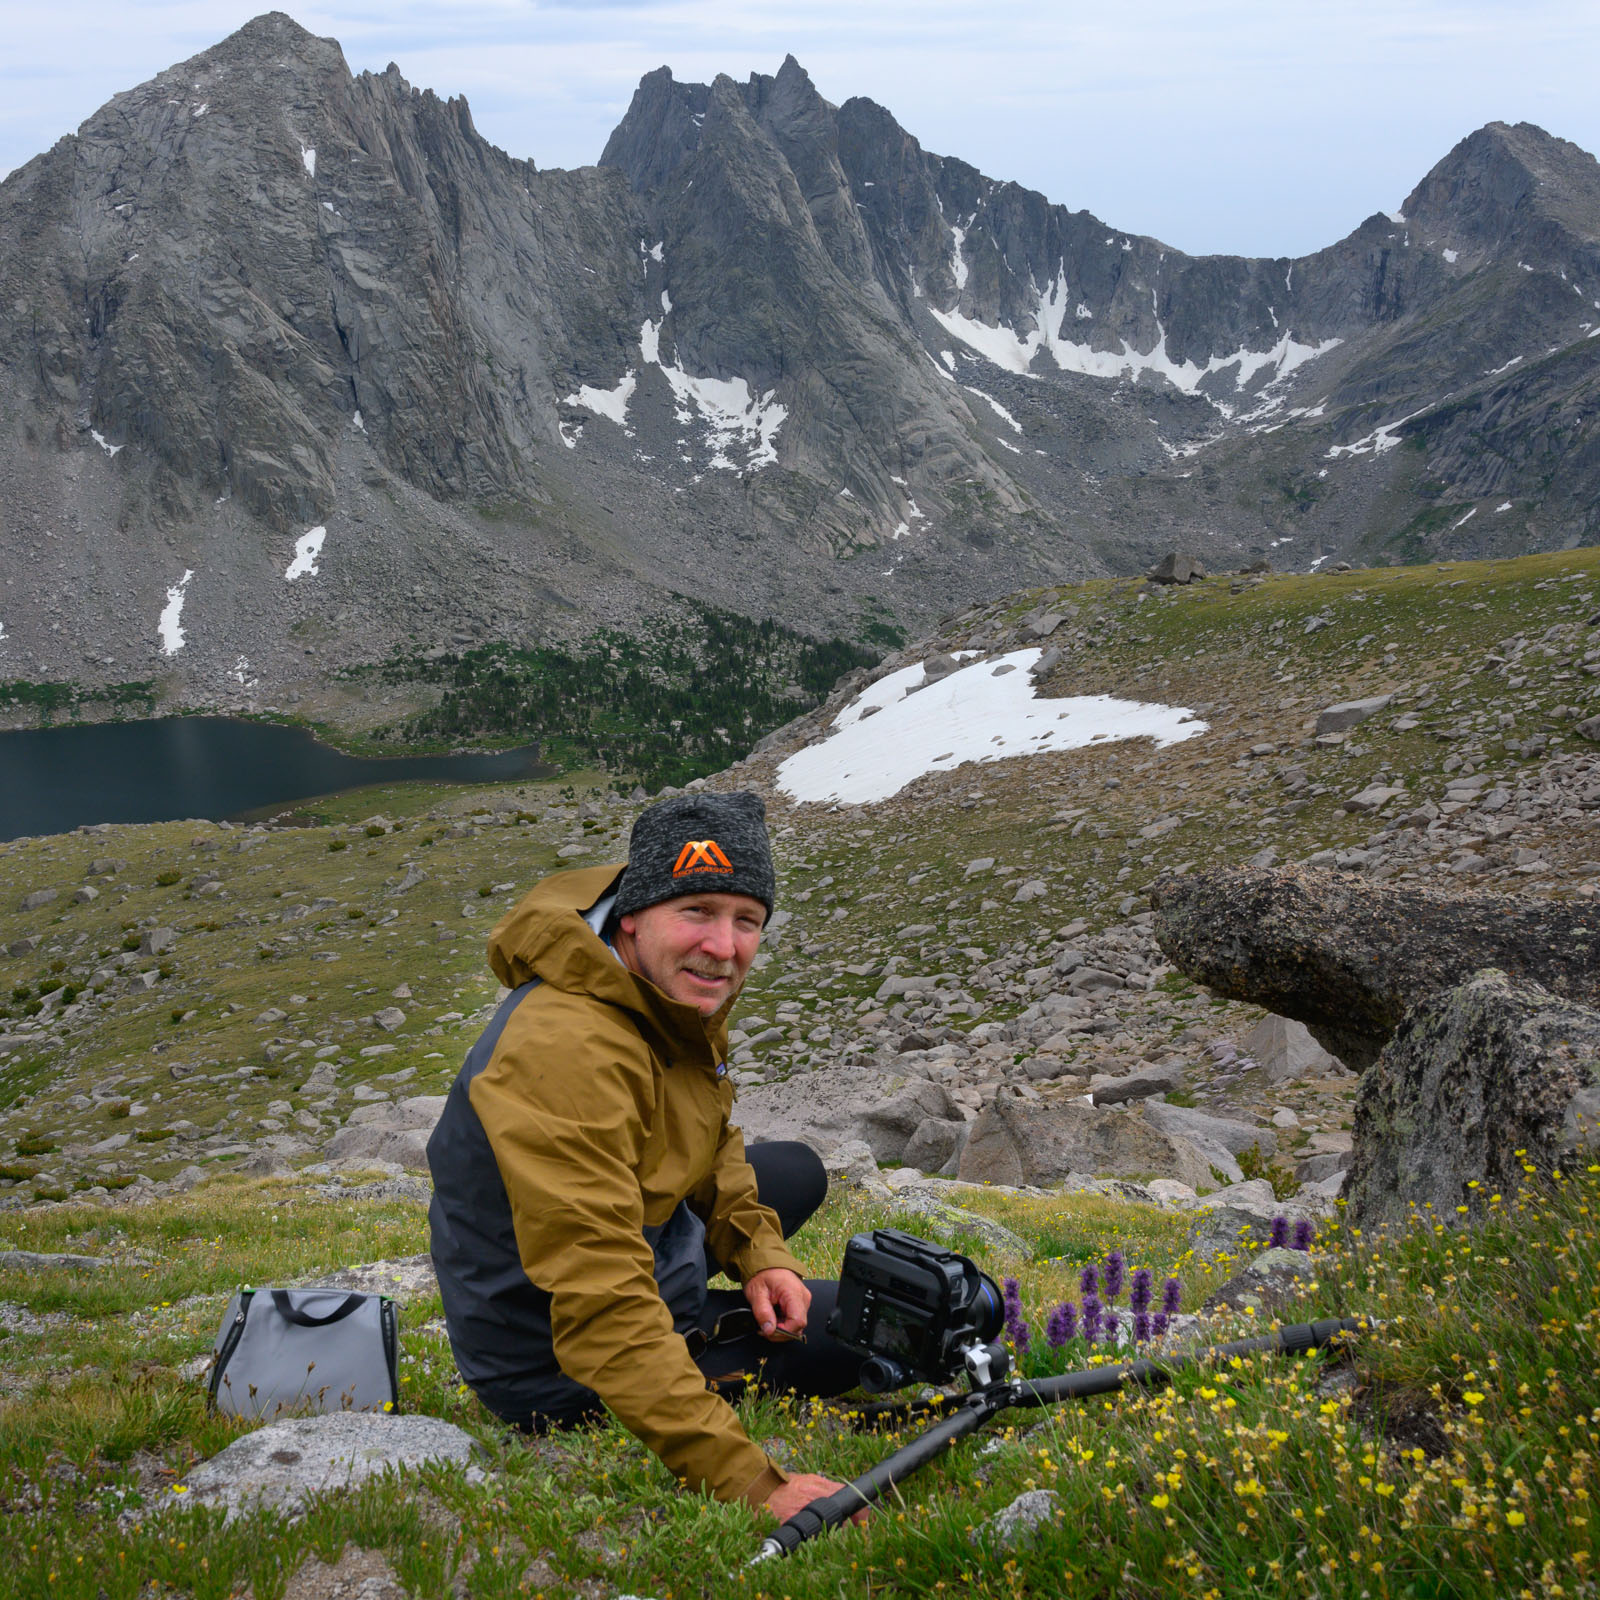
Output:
top-left (270, 1290), bottom-right (369, 1327)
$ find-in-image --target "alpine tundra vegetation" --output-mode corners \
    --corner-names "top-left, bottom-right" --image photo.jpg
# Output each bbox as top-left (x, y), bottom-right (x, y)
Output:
top-left (0, 549), bottom-right (1596, 1596)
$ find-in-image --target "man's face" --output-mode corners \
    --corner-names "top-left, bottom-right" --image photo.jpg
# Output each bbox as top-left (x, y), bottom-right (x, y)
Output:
top-left (616, 891), bottom-right (766, 1017)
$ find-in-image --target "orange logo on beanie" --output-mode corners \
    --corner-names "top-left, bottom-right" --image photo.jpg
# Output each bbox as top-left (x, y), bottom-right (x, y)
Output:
top-left (672, 839), bottom-right (733, 877)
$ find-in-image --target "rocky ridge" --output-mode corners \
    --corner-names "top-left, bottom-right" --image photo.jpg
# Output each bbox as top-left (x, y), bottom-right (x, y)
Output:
top-left (0, 15), bottom-right (1598, 713)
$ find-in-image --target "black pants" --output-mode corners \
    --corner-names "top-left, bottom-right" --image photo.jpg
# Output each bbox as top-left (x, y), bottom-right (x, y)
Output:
top-left (694, 1141), bottom-right (861, 1402)
top-left (512, 1140), bottom-right (860, 1433)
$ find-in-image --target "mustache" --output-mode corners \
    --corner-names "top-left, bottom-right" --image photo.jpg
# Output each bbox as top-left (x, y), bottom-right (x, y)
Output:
top-left (683, 961), bottom-right (739, 980)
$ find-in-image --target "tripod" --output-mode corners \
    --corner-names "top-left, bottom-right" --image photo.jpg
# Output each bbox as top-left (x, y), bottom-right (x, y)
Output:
top-left (751, 1314), bottom-right (1365, 1563)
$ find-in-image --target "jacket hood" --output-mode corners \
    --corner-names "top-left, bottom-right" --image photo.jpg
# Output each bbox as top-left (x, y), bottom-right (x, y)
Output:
top-left (487, 865), bottom-right (732, 1055)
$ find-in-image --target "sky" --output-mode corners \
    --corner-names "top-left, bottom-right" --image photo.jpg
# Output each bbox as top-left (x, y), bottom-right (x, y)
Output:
top-left (2, 0), bottom-right (1596, 258)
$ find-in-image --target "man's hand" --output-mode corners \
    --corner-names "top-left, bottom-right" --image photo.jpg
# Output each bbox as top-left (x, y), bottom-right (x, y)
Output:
top-left (744, 1268), bottom-right (809, 1339)
top-left (764, 1473), bottom-right (869, 1527)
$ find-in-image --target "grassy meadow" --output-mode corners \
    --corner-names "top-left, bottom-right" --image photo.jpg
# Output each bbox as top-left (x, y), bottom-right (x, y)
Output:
top-left (0, 1162), bottom-right (1592, 1598)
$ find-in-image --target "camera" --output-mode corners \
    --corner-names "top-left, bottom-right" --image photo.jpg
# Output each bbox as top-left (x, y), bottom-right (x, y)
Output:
top-left (827, 1228), bottom-right (1008, 1393)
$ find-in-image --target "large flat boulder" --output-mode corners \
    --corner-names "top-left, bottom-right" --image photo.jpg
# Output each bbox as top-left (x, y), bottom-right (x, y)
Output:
top-left (956, 1094), bottom-right (1220, 1191)
top-left (323, 1096), bottom-right (446, 1171)
top-left (734, 1068), bottom-right (955, 1164)
top-left (1347, 969), bottom-right (1600, 1226)
top-left (1150, 866), bottom-right (1600, 1069)
top-left (174, 1413), bottom-right (484, 1520)
top-left (1141, 1100), bottom-right (1273, 1159)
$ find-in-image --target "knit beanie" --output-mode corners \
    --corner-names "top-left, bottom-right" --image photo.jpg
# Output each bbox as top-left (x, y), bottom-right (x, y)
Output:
top-left (611, 791), bottom-right (776, 921)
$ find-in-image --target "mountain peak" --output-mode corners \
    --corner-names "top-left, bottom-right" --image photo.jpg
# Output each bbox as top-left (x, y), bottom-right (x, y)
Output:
top-left (1402, 119), bottom-right (1600, 251)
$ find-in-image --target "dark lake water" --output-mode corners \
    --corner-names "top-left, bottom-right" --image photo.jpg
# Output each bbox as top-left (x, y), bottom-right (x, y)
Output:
top-left (0, 717), bottom-right (556, 841)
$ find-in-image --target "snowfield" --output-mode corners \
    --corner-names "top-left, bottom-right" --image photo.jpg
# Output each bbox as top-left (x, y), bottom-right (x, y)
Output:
top-left (158, 570), bottom-right (194, 656)
top-left (778, 648), bottom-right (1207, 805)
top-left (285, 526), bottom-right (326, 581)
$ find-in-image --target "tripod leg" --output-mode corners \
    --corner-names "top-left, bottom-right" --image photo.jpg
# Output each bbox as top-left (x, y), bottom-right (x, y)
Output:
top-left (750, 1396), bottom-right (999, 1562)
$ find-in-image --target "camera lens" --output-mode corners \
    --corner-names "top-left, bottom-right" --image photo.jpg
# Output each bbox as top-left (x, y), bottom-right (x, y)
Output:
top-left (973, 1277), bottom-right (1004, 1343)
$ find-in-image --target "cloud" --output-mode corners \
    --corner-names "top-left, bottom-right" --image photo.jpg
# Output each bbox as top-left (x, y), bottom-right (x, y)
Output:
top-left (3, 0), bottom-right (1598, 256)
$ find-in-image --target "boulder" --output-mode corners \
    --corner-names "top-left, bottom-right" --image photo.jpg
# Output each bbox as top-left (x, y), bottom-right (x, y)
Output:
top-left (1066, 966), bottom-right (1123, 997)
top-left (822, 1139), bottom-right (883, 1186)
top-left (956, 1095), bottom-right (1221, 1191)
top-left (1239, 1014), bottom-right (1345, 1083)
top-left (304, 1253), bottom-right (438, 1304)
top-left (976, 1489), bottom-right (1060, 1546)
top-left (923, 653), bottom-right (960, 681)
top-left (1141, 1100), bottom-right (1272, 1160)
top-left (1316, 694), bottom-right (1393, 735)
top-left (1201, 1245), bottom-right (1318, 1316)
top-left (235, 1150), bottom-right (295, 1178)
top-left (322, 1096), bottom-right (446, 1171)
top-left (1342, 784), bottom-right (1407, 813)
top-left (903, 1116), bottom-right (967, 1175)
top-left (1150, 866), bottom-right (1600, 1069)
top-left (1091, 1058), bottom-right (1187, 1106)
top-left (882, 1187), bottom-right (1031, 1259)
top-left (0, 1249), bottom-right (107, 1273)
top-left (172, 1413), bottom-right (484, 1520)
top-left (1147, 552), bottom-right (1206, 585)
top-left (1346, 969), bottom-right (1600, 1226)
top-left (18, 889), bottom-right (57, 911)
top-left (373, 1007), bottom-right (407, 1032)
top-left (735, 1068), bottom-right (955, 1164)
top-left (139, 927), bottom-right (177, 957)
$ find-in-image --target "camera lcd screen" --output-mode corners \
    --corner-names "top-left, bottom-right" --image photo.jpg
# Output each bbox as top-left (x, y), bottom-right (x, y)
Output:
top-left (870, 1300), bottom-right (921, 1361)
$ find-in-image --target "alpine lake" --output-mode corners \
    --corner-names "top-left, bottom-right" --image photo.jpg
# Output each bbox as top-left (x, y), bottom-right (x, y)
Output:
top-left (0, 716), bottom-right (555, 840)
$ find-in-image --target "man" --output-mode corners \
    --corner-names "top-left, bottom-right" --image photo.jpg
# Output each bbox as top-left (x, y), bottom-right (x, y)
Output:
top-left (427, 790), bottom-right (861, 1521)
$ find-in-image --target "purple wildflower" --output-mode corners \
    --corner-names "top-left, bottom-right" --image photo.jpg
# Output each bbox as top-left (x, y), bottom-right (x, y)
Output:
top-left (1012, 1319), bottom-right (1032, 1354)
top-left (1162, 1277), bottom-right (1182, 1316)
top-left (1152, 1312), bottom-right (1169, 1339)
top-left (1293, 1218), bottom-right (1316, 1251)
top-left (1079, 1263), bottom-right (1098, 1298)
top-left (1104, 1249), bottom-right (1126, 1303)
top-left (1046, 1302), bottom-right (1078, 1348)
top-left (1130, 1267), bottom-right (1153, 1314)
top-left (1102, 1307), bottom-right (1120, 1345)
top-left (1002, 1278), bottom-right (1024, 1338)
top-left (1133, 1310), bottom-right (1152, 1344)
top-left (1081, 1293), bottom-right (1102, 1343)
top-left (1270, 1215), bottom-right (1289, 1248)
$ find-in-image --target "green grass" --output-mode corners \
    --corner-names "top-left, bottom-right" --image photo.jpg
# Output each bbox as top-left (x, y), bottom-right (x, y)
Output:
top-left (0, 1165), bottom-right (1591, 1598)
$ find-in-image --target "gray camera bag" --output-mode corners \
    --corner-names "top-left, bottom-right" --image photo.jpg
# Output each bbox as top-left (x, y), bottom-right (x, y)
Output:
top-left (208, 1287), bottom-right (400, 1419)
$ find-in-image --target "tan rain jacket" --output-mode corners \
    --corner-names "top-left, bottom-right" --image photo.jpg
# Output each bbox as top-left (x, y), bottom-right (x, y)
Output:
top-left (472, 864), bottom-right (802, 1504)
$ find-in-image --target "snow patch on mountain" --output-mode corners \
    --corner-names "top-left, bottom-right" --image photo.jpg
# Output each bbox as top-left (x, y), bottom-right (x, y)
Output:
top-left (158, 571), bottom-right (193, 655)
top-left (567, 371), bottom-right (636, 429)
top-left (285, 526), bottom-right (326, 581)
top-left (778, 648), bottom-right (1207, 805)
top-left (1326, 404), bottom-right (1433, 459)
top-left (638, 316), bottom-right (786, 470)
top-left (563, 283), bottom-right (787, 470)
top-left (930, 272), bottom-right (1341, 409)
top-left (963, 385), bottom-right (1021, 433)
